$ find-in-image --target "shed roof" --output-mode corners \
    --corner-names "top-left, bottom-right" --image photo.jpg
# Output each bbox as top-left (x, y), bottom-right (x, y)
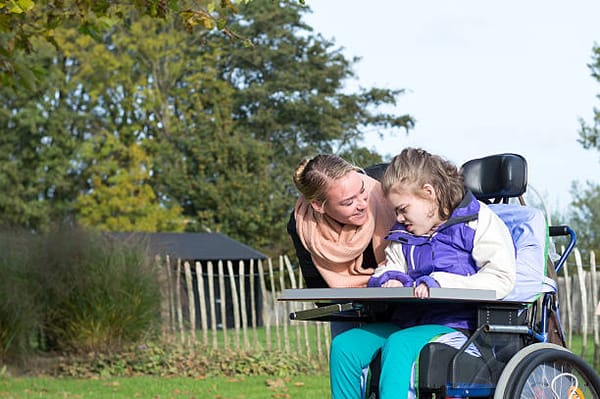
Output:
top-left (109, 232), bottom-right (267, 261)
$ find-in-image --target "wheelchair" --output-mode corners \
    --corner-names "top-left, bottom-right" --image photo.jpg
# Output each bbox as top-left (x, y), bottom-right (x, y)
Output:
top-left (282, 153), bottom-right (600, 399)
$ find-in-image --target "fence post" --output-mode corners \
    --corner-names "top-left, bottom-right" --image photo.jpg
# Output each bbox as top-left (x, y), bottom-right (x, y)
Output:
top-left (227, 260), bottom-right (241, 350)
top-left (207, 261), bottom-right (218, 350)
top-left (284, 255), bottom-right (302, 354)
top-left (268, 257), bottom-right (281, 351)
top-left (157, 255), bottom-right (173, 340)
top-left (195, 261), bottom-right (208, 347)
top-left (279, 256), bottom-right (290, 353)
top-left (218, 260), bottom-right (229, 350)
top-left (258, 259), bottom-right (271, 351)
top-left (591, 251), bottom-right (598, 369)
top-left (316, 322), bottom-right (323, 361)
top-left (175, 258), bottom-right (185, 346)
top-left (238, 260), bottom-right (250, 350)
top-left (562, 245), bottom-right (573, 348)
top-left (183, 261), bottom-right (196, 350)
top-left (165, 255), bottom-right (176, 341)
top-left (297, 267), bottom-right (312, 359)
top-left (249, 259), bottom-right (259, 348)
top-left (575, 248), bottom-right (588, 358)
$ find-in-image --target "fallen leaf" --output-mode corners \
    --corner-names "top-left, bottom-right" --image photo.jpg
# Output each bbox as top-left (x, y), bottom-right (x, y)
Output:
top-left (265, 378), bottom-right (286, 389)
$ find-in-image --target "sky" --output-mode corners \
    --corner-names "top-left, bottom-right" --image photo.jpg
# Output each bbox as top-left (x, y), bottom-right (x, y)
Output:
top-left (303, 0), bottom-right (600, 213)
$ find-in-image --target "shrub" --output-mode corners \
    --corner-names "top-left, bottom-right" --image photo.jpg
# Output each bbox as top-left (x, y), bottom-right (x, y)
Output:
top-left (53, 342), bottom-right (325, 378)
top-left (0, 230), bottom-right (42, 363)
top-left (0, 225), bottom-right (162, 361)
top-left (31, 226), bottom-right (162, 353)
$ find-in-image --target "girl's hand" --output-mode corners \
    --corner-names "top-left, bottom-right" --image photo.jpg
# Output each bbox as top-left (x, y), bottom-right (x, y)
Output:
top-left (382, 279), bottom-right (404, 288)
top-left (414, 283), bottom-right (430, 298)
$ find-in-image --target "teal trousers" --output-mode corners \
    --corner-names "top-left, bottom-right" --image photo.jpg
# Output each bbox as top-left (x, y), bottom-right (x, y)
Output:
top-left (330, 323), bottom-right (456, 399)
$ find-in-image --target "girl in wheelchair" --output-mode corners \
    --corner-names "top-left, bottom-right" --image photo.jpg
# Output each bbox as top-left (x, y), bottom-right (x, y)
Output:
top-left (329, 148), bottom-right (517, 399)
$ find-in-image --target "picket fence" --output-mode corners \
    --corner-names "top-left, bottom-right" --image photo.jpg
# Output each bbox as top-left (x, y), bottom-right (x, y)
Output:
top-left (158, 248), bottom-right (600, 364)
top-left (158, 254), bottom-right (332, 361)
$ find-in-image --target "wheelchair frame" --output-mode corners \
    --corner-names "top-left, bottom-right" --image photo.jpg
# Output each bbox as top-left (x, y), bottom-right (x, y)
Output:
top-left (283, 153), bottom-right (600, 398)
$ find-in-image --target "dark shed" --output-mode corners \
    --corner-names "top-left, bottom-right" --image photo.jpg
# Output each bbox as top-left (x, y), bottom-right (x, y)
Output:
top-left (110, 232), bottom-right (267, 329)
top-left (111, 231), bottom-right (267, 261)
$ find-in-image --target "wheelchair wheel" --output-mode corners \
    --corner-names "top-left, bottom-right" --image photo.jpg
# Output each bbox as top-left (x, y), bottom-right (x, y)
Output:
top-left (493, 343), bottom-right (600, 398)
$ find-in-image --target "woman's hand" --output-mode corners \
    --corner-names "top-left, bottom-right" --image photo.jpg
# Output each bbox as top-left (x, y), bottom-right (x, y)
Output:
top-left (414, 282), bottom-right (430, 298)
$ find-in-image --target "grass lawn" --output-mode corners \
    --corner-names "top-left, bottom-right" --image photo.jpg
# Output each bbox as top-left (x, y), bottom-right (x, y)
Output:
top-left (0, 374), bottom-right (330, 399)
top-left (1, 334), bottom-right (597, 399)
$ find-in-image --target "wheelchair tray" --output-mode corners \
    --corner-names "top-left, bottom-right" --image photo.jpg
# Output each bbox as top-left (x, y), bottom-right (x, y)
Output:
top-left (279, 287), bottom-right (528, 323)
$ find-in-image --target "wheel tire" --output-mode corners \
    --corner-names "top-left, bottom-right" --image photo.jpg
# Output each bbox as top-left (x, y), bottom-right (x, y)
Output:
top-left (494, 343), bottom-right (600, 399)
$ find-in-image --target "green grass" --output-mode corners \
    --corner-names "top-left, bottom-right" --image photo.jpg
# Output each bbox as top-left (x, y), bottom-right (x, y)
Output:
top-left (1, 334), bottom-right (598, 399)
top-left (0, 375), bottom-right (330, 399)
top-left (567, 334), bottom-right (600, 369)
top-left (182, 322), bottom-right (331, 357)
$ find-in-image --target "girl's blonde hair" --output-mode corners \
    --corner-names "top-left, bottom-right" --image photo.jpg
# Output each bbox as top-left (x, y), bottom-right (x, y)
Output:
top-left (380, 148), bottom-right (465, 220)
top-left (293, 154), bottom-right (360, 203)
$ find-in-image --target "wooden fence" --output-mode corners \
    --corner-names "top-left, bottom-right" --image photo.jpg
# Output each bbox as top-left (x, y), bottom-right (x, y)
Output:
top-left (158, 248), bottom-right (600, 364)
top-left (158, 255), bottom-right (331, 361)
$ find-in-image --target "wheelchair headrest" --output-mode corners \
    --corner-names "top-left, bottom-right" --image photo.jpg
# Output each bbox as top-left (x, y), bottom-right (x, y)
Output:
top-left (461, 153), bottom-right (527, 201)
top-left (363, 163), bottom-right (388, 181)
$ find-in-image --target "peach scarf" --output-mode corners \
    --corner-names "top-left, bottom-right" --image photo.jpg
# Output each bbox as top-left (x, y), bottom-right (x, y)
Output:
top-left (294, 175), bottom-right (395, 288)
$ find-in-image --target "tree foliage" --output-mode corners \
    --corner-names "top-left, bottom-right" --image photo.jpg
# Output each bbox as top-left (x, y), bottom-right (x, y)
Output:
top-left (0, 0), bottom-right (414, 255)
top-left (579, 44), bottom-right (600, 151)
top-left (571, 43), bottom-right (600, 257)
top-left (569, 182), bottom-right (600, 258)
top-left (0, 0), bottom-right (247, 90)
top-left (75, 133), bottom-right (183, 232)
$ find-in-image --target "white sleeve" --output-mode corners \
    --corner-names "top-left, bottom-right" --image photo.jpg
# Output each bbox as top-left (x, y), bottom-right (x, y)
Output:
top-left (371, 241), bottom-right (408, 277)
top-left (430, 203), bottom-right (516, 299)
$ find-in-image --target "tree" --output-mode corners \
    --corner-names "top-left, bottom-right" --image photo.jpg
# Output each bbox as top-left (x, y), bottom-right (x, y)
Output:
top-left (0, 1), bottom-right (414, 255)
top-left (189, 0), bottom-right (414, 252)
top-left (0, 0), bottom-right (246, 90)
top-left (571, 43), bottom-right (600, 258)
top-left (75, 132), bottom-right (183, 232)
top-left (0, 35), bottom-right (87, 230)
top-left (568, 181), bottom-right (600, 259)
top-left (579, 44), bottom-right (600, 151)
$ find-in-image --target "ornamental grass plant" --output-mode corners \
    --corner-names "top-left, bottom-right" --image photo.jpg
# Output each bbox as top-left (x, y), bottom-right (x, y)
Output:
top-left (0, 226), bottom-right (161, 365)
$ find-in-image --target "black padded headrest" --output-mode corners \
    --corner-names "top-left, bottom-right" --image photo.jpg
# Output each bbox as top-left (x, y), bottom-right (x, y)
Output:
top-left (363, 163), bottom-right (389, 181)
top-left (461, 153), bottom-right (527, 201)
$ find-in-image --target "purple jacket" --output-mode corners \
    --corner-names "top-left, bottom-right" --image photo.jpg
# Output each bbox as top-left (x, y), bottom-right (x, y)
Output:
top-left (369, 191), bottom-right (482, 330)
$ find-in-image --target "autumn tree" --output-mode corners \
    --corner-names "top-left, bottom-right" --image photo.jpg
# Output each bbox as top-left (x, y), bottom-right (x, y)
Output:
top-left (0, 1), bottom-right (414, 254)
top-left (75, 132), bottom-right (183, 232)
top-left (0, 0), bottom-right (245, 90)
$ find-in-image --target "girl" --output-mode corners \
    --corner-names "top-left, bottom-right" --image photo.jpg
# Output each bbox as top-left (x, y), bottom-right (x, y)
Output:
top-left (329, 148), bottom-right (516, 399)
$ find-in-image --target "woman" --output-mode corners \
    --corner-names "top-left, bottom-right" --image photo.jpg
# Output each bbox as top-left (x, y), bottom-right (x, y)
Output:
top-left (287, 154), bottom-right (395, 290)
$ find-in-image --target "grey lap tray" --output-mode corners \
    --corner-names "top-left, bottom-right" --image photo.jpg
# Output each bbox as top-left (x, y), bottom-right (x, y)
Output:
top-left (279, 288), bottom-right (525, 322)
top-left (280, 287), bottom-right (497, 302)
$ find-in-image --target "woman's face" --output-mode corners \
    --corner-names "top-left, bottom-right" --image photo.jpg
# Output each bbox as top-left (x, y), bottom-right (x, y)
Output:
top-left (386, 184), bottom-right (442, 236)
top-left (311, 171), bottom-right (369, 226)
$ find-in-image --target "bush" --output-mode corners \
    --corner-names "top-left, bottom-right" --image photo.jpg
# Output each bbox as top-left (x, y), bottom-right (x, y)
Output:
top-left (0, 230), bottom-right (42, 363)
top-left (53, 342), bottom-right (325, 378)
top-left (33, 226), bottom-right (162, 353)
top-left (0, 225), bottom-right (162, 362)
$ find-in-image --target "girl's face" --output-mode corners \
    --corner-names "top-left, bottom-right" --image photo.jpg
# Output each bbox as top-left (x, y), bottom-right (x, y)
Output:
top-left (386, 183), bottom-right (442, 236)
top-left (311, 171), bottom-right (369, 226)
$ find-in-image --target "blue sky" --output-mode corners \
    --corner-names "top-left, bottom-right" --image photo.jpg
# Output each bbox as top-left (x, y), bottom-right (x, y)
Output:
top-left (303, 0), bottom-right (600, 213)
